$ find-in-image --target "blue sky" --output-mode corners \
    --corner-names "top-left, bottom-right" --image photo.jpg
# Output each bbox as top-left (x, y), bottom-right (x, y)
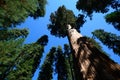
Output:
top-left (18, 0), bottom-right (120, 79)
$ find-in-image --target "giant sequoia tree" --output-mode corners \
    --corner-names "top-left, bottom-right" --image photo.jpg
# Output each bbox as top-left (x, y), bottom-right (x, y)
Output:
top-left (48, 4), bottom-right (120, 80)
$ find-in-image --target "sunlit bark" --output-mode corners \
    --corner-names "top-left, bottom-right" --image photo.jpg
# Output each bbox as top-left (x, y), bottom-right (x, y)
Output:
top-left (67, 24), bottom-right (120, 80)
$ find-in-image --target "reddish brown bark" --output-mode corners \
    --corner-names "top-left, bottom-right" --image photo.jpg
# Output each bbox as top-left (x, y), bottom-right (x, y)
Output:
top-left (67, 25), bottom-right (120, 80)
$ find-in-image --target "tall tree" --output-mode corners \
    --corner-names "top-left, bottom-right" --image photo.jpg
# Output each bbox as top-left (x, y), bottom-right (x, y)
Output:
top-left (64, 44), bottom-right (75, 80)
top-left (5, 43), bottom-right (45, 80)
top-left (38, 47), bottom-right (56, 80)
top-left (0, 29), bottom-right (29, 79)
top-left (0, 34), bottom-right (48, 79)
top-left (38, 45), bottom-right (73, 80)
top-left (55, 46), bottom-right (73, 80)
top-left (48, 6), bottom-right (85, 79)
top-left (48, 5), bottom-right (120, 80)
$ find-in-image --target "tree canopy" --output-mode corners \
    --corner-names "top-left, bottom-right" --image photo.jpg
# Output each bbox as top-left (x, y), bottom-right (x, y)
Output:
top-left (0, 0), bottom-right (47, 28)
top-left (48, 5), bottom-right (85, 38)
top-left (76, 0), bottom-right (117, 17)
top-left (105, 11), bottom-right (120, 31)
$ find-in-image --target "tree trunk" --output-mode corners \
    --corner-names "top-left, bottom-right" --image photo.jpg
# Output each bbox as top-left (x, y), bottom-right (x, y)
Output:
top-left (67, 25), bottom-right (120, 80)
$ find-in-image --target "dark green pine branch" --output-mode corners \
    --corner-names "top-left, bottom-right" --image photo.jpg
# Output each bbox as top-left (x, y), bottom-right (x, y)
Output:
top-left (92, 29), bottom-right (120, 55)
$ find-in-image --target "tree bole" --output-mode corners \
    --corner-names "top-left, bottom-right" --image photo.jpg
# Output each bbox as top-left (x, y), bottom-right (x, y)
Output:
top-left (67, 24), bottom-right (120, 80)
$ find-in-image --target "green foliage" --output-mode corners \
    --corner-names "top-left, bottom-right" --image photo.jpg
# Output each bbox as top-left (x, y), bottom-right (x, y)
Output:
top-left (0, 39), bottom-right (24, 65)
top-left (92, 29), bottom-right (120, 55)
top-left (48, 5), bottom-right (85, 38)
top-left (5, 43), bottom-right (44, 80)
top-left (0, 0), bottom-right (47, 28)
top-left (38, 47), bottom-right (56, 80)
top-left (0, 28), bottom-right (29, 41)
top-left (76, 14), bottom-right (86, 30)
top-left (55, 46), bottom-right (73, 80)
top-left (0, 0), bottom-right (47, 79)
top-left (111, 0), bottom-right (120, 10)
top-left (76, 0), bottom-right (120, 56)
top-left (63, 44), bottom-right (75, 80)
top-left (0, 39), bottom-right (24, 79)
top-left (0, 35), bottom-right (47, 80)
top-left (48, 5), bottom-right (76, 38)
top-left (38, 45), bottom-right (74, 80)
top-left (64, 44), bottom-right (71, 54)
top-left (30, 0), bottom-right (47, 19)
top-left (0, 30), bottom-right (47, 79)
top-left (76, 0), bottom-right (113, 17)
top-left (105, 11), bottom-right (120, 31)
top-left (36, 35), bottom-right (48, 46)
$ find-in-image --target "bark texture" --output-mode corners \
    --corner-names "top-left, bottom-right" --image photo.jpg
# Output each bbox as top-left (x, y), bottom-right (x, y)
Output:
top-left (67, 25), bottom-right (120, 80)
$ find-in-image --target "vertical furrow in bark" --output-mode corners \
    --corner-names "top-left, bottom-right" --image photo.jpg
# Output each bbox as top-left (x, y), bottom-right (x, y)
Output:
top-left (67, 24), bottom-right (120, 80)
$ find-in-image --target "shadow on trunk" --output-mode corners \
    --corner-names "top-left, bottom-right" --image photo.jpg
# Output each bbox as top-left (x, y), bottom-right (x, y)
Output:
top-left (73, 37), bottom-right (120, 80)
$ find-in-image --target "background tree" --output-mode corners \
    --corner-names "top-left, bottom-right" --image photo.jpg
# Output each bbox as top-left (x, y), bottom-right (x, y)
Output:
top-left (38, 47), bottom-right (56, 80)
top-left (0, 28), bottom-right (29, 79)
top-left (0, 0), bottom-right (47, 79)
top-left (92, 29), bottom-right (120, 55)
top-left (54, 46), bottom-right (73, 80)
top-left (38, 45), bottom-right (74, 80)
top-left (0, 34), bottom-right (48, 79)
top-left (0, 38), bottom-right (25, 79)
top-left (76, 0), bottom-right (114, 17)
top-left (5, 43), bottom-right (45, 80)
top-left (0, 0), bottom-right (47, 28)
top-left (63, 44), bottom-right (75, 80)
